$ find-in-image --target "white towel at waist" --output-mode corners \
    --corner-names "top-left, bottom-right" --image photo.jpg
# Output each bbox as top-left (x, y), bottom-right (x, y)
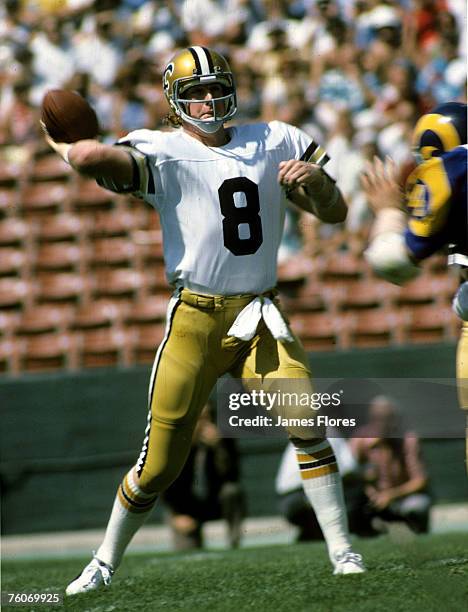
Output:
top-left (227, 297), bottom-right (294, 343)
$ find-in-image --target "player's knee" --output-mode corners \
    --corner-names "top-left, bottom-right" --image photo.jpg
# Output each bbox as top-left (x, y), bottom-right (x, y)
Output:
top-left (136, 463), bottom-right (184, 495)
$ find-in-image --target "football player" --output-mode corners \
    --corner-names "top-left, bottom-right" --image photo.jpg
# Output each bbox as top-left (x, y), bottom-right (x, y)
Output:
top-left (362, 101), bottom-right (468, 473)
top-left (45, 47), bottom-right (365, 594)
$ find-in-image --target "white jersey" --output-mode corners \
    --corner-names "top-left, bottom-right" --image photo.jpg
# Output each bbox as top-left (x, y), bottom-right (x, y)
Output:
top-left (122, 121), bottom-right (313, 295)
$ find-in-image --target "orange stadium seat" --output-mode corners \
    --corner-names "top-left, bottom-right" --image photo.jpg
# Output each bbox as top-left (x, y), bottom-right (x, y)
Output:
top-left (31, 153), bottom-right (72, 182)
top-left (76, 327), bottom-right (132, 368)
top-left (0, 278), bottom-right (32, 310)
top-left (34, 242), bottom-right (86, 273)
top-left (16, 305), bottom-right (71, 336)
top-left (90, 209), bottom-right (146, 238)
top-left (15, 306), bottom-right (75, 373)
top-left (404, 304), bottom-right (461, 344)
top-left (338, 280), bottom-right (399, 311)
top-left (72, 300), bottom-right (124, 330)
top-left (20, 332), bottom-right (78, 372)
top-left (35, 272), bottom-right (90, 304)
top-left (125, 295), bottom-right (168, 362)
top-left (133, 230), bottom-right (164, 263)
top-left (121, 193), bottom-right (153, 218)
top-left (349, 309), bottom-right (409, 348)
top-left (279, 288), bottom-right (325, 316)
top-left (0, 161), bottom-right (22, 186)
top-left (318, 251), bottom-right (368, 283)
top-left (277, 254), bottom-right (316, 284)
top-left (288, 311), bottom-right (352, 351)
top-left (0, 311), bottom-right (19, 342)
top-left (20, 181), bottom-right (69, 214)
top-left (132, 325), bottom-right (166, 364)
top-left (72, 178), bottom-right (114, 211)
top-left (125, 294), bottom-right (168, 325)
top-left (0, 247), bottom-right (28, 277)
top-left (36, 213), bottom-right (88, 243)
top-left (94, 269), bottom-right (145, 300)
top-left (429, 274), bottom-right (460, 304)
top-left (90, 237), bottom-right (138, 268)
top-left (0, 186), bottom-right (20, 214)
top-left (142, 264), bottom-right (170, 294)
top-left (395, 275), bottom-right (442, 306)
top-left (0, 218), bottom-right (31, 247)
top-left (280, 275), bottom-right (338, 314)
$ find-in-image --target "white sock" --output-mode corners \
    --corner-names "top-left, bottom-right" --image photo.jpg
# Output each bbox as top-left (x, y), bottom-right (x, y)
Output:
top-left (295, 440), bottom-right (351, 560)
top-left (96, 467), bottom-right (157, 570)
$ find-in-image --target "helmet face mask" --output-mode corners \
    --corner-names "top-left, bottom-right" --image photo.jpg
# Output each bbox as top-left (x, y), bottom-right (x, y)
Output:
top-left (412, 101), bottom-right (467, 164)
top-left (163, 47), bottom-right (237, 134)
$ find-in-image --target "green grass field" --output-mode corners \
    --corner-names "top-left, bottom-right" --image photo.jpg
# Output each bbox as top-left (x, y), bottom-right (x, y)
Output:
top-left (2, 533), bottom-right (468, 612)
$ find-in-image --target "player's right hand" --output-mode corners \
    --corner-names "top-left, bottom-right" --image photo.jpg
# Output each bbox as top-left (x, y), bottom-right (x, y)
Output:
top-left (40, 120), bottom-right (72, 163)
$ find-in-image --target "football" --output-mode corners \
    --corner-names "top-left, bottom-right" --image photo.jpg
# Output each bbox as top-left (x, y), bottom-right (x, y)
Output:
top-left (41, 89), bottom-right (100, 143)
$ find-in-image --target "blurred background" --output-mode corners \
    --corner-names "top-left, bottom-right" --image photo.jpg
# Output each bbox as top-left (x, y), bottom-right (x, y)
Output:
top-left (1, 0), bottom-right (467, 552)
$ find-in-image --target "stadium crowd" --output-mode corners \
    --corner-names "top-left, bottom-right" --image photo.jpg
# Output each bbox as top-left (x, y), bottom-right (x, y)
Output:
top-left (0, 0), bottom-right (465, 372)
top-left (2, 0), bottom-right (466, 213)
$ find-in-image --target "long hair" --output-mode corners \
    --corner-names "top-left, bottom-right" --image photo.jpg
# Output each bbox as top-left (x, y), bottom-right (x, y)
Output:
top-left (163, 112), bottom-right (182, 128)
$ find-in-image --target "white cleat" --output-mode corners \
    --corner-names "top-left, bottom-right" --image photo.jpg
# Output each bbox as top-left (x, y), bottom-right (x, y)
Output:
top-left (332, 551), bottom-right (366, 575)
top-left (65, 556), bottom-right (114, 596)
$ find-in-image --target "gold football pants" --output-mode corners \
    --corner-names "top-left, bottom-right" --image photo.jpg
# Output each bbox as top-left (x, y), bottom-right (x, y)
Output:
top-left (136, 289), bottom-right (317, 493)
top-left (456, 321), bottom-right (468, 471)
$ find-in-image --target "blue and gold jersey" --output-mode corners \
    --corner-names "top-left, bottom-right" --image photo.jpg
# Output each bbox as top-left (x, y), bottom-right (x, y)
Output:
top-left (404, 145), bottom-right (467, 266)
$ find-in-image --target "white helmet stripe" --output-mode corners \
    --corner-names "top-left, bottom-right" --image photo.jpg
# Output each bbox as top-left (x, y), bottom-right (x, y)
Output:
top-left (190, 46), bottom-right (211, 75)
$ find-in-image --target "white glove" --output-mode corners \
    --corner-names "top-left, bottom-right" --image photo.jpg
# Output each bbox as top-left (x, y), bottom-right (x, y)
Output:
top-left (453, 281), bottom-right (468, 321)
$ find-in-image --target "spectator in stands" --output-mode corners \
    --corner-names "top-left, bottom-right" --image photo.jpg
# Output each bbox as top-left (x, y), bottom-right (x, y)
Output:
top-left (2, 80), bottom-right (39, 146)
top-left (180, 0), bottom-right (215, 45)
top-left (0, 0), bottom-right (31, 47)
top-left (246, 0), bottom-right (301, 54)
top-left (29, 14), bottom-right (75, 104)
top-left (415, 38), bottom-right (465, 107)
top-left (162, 402), bottom-right (246, 550)
top-left (350, 395), bottom-right (432, 535)
top-left (72, 11), bottom-right (122, 88)
top-left (111, 65), bottom-right (151, 136)
top-left (407, 0), bottom-right (447, 56)
top-left (344, 128), bottom-right (379, 234)
top-left (324, 113), bottom-right (377, 235)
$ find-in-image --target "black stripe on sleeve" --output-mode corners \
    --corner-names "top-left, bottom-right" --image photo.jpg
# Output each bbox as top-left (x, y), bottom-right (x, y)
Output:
top-left (300, 140), bottom-right (319, 161)
top-left (146, 157), bottom-right (155, 195)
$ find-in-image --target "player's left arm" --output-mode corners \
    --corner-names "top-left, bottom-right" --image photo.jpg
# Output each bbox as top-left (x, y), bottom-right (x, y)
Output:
top-left (278, 160), bottom-right (347, 223)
